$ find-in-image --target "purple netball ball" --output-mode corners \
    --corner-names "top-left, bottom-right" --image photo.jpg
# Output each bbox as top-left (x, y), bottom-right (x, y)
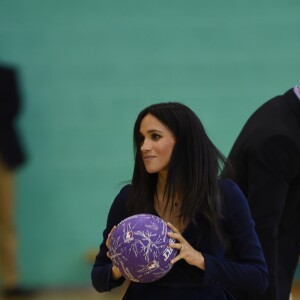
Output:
top-left (109, 214), bottom-right (178, 283)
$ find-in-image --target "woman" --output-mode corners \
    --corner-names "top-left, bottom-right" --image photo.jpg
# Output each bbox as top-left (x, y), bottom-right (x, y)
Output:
top-left (91, 102), bottom-right (268, 299)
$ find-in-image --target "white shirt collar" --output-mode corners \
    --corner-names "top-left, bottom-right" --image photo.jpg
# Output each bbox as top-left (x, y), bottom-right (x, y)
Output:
top-left (293, 86), bottom-right (300, 101)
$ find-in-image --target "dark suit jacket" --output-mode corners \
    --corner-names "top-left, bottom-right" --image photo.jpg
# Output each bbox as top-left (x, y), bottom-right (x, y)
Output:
top-left (0, 65), bottom-right (26, 168)
top-left (91, 179), bottom-right (268, 299)
top-left (222, 88), bottom-right (300, 300)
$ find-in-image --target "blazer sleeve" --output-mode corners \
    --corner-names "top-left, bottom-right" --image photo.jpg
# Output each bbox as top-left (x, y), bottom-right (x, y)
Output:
top-left (91, 185), bottom-right (130, 292)
top-left (202, 179), bottom-right (269, 294)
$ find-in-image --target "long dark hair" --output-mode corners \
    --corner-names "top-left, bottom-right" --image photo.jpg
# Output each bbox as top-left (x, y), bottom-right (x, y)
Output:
top-left (128, 102), bottom-right (226, 241)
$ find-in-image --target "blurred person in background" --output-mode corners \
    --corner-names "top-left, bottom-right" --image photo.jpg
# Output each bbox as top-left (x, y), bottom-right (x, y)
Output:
top-left (0, 65), bottom-right (34, 298)
top-left (222, 86), bottom-right (300, 300)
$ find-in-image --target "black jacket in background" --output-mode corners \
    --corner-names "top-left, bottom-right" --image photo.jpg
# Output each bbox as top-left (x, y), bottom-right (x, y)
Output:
top-left (0, 65), bottom-right (26, 169)
top-left (222, 88), bottom-right (300, 300)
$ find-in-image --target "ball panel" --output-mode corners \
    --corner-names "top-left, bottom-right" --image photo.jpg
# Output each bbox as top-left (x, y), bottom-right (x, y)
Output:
top-left (109, 214), bottom-right (177, 282)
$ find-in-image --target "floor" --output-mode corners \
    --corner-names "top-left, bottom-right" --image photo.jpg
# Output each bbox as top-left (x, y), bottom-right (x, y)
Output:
top-left (292, 282), bottom-right (300, 300)
top-left (0, 285), bottom-right (127, 300)
top-left (1, 282), bottom-right (299, 300)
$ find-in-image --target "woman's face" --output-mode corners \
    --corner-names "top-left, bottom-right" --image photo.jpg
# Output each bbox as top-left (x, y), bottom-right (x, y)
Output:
top-left (139, 114), bottom-right (176, 177)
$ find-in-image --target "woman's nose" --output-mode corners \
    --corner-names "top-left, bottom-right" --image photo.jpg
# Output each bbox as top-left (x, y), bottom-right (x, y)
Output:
top-left (141, 139), bottom-right (151, 152)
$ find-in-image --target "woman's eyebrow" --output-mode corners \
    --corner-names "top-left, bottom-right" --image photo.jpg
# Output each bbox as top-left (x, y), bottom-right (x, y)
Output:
top-left (146, 129), bottom-right (163, 133)
top-left (139, 129), bottom-right (163, 135)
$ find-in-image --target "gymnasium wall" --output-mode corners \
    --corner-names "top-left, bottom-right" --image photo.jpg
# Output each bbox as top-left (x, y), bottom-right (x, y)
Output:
top-left (0, 0), bottom-right (299, 287)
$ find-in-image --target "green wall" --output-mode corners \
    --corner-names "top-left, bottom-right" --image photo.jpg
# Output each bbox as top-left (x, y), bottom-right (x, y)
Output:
top-left (0, 0), bottom-right (299, 287)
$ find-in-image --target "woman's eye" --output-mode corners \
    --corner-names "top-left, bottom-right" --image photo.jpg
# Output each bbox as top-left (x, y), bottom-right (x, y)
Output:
top-left (152, 133), bottom-right (161, 140)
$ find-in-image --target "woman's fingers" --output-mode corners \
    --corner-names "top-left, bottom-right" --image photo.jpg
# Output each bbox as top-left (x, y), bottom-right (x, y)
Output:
top-left (106, 226), bottom-right (117, 260)
top-left (167, 222), bottom-right (185, 263)
top-left (167, 222), bottom-right (183, 242)
top-left (167, 221), bottom-right (203, 267)
top-left (167, 222), bottom-right (179, 233)
top-left (106, 226), bottom-right (116, 249)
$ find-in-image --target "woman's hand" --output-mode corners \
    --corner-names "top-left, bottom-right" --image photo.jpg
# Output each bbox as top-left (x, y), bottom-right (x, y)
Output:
top-left (105, 226), bottom-right (116, 257)
top-left (106, 226), bottom-right (122, 280)
top-left (167, 222), bottom-right (205, 270)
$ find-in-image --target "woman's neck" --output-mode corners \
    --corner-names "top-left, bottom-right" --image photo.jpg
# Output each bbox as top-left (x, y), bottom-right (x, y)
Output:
top-left (157, 172), bottom-right (167, 195)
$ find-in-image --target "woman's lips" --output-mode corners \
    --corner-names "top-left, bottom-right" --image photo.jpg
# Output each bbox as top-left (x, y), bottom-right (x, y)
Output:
top-left (143, 155), bottom-right (155, 162)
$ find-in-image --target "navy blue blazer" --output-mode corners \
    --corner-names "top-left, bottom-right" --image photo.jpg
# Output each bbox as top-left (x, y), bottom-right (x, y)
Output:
top-left (91, 179), bottom-right (268, 299)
